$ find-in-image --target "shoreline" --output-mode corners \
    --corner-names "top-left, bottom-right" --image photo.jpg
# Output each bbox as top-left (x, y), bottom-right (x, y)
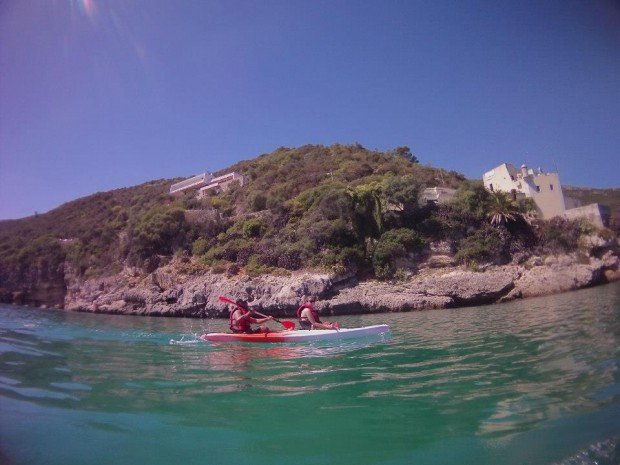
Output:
top-left (57, 251), bottom-right (619, 318)
top-left (2, 243), bottom-right (618, 318)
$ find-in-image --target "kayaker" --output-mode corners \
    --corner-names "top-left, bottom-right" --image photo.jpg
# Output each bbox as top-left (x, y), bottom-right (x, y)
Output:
top-left (296, 296), bottom-right (339, 330)
top-left (229, 299), bottom-right (274, 334)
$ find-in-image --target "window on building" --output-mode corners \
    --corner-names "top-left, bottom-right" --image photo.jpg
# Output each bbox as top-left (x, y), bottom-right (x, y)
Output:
top-left (489, 184), bottom-right (494, 192)
top-left (536, 185), bottom-right (540, 193)
top-left (550, 184), bottom-right (554, 191)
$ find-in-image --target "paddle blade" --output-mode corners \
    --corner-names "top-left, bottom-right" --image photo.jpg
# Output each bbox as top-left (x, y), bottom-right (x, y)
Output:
top-left (218, 295), bottom-right (236, 305)
top-left (281, 320), bottom-right (296, 330)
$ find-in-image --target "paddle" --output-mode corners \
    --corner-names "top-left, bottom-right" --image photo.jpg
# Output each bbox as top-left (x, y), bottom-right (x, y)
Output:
top-left (218, 295), bottom-right (296, 330)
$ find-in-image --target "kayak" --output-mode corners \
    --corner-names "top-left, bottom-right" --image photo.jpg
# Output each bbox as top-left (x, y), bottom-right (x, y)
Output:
top-left (201, 324), bottom-right (390, 343)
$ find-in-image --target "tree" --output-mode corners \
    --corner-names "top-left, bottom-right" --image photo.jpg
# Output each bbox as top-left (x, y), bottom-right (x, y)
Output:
top-left (372, 228), bottom-right (425, 278)
top-left (454, 225), bottom-right (507, 266)
top-left (130, 205), bottom-right (188, 259)
top-left (393, 146), bottom-right (419, 163)
top-left (487, 191), bottom-right (521, 226)
top-left (347, 183), bottom-right (383, 240)
top-left (382, 175), bottom-right (422, 228)
top-left (451, 183), bottom-right (492, 222)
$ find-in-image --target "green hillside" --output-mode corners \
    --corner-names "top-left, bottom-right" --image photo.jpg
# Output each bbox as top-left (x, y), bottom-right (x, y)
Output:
top-left (0, 144), bottom-right (614, 289)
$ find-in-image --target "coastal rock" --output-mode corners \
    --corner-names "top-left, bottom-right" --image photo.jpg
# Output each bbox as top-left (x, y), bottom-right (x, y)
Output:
top-left (504, 258), bottom-right (606, 300)
top-left (414, 268), bottom-right (518, 304)
top-left (322, 282), bottom-right (454, 314)
top-left (580, 234), bottom-right (615, 254)
top-left (5, 243), bottom-right (618, 317)
top-left (0, 260), bottom-right (66, 308)
top-left (64, 267), bottom-right (334, 317)
top-left (60, 253), bottom-right (619, 317)
top-left (321, 267), bottom-right (518, 314)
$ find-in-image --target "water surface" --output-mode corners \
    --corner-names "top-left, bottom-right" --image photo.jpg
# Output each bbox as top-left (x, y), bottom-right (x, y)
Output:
top-left (1, 283), bottom-right (619, 464)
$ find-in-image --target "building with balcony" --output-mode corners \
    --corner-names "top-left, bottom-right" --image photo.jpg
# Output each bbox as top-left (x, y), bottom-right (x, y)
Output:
top-left (169, 173), bottom-right (214, 196)
top-left (198, 172), bottom-right (245, 197)
top-left (170, 171), bottom-right (245, 198)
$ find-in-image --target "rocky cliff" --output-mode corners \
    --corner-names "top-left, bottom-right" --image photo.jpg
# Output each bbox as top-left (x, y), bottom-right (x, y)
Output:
top-left (3, 237), bottom-right (618, 317)
top-left (62, 249), bottom-right (619, 318)
top-left (0, 259), bottom-right (66, 309)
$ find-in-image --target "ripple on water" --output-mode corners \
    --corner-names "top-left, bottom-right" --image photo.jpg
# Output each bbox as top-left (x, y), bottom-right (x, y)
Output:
top-left (553, 436), bottom-right (620, 465)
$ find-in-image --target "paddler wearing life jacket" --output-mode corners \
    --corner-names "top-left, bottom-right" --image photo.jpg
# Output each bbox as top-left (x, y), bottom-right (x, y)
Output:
top-left (296, 296), bottom-right (339, 330)
top-left (229, 299), bottom-right (273, 334)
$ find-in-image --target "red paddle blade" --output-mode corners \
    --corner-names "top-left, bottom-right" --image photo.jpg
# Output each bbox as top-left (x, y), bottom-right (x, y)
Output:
top-left (218, 295), bottom-right (236, 305)
top-left (281, 321), bottom-right (296, 330)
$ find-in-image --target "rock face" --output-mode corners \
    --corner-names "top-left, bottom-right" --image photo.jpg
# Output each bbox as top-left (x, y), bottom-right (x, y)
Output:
top-left (64, 267), bottom-right (335, 317)
top-left (504, 263), bottom-right (602, 300)
top-left (322, 267), bottom-right (518, 314)
top-left (0, 260), bottom-right (66, 308)
top-left (60, 251), bottom-right (619, 317)
top-left (3, 237), bottom-right (619, 316)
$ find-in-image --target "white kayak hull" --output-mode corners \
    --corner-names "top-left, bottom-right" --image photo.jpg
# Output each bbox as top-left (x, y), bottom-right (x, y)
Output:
top-left (201, 324), bottom-right (390, 343)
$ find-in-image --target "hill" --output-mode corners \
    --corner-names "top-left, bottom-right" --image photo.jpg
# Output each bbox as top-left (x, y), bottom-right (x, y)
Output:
top-left (0, 144), bottom-right (461, 277)
top-left (0, 144), bottom-right (617, 308)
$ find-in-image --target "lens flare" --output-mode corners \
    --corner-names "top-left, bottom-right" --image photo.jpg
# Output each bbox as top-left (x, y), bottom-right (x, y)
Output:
top-left (72, 0), bottom-right (97, 20)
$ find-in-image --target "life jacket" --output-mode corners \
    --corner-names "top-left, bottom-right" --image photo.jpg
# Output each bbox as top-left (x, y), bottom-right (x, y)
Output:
top-left (296, 302), bottom-right (321, 324)
top-left (229, 307), bottom-right (251, 332)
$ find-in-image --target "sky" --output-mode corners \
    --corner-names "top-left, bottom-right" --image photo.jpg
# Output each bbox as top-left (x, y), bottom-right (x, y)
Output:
top-left (1, 1), bottom-right (619, 220)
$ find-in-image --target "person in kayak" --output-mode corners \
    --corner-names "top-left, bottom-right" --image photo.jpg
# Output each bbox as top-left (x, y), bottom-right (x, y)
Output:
top-left (229, 299), bottom-right (274, 334)
top-left (296, 296), bottom-right (339, 330)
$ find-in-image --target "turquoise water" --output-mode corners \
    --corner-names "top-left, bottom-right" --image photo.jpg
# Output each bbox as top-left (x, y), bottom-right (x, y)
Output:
top-left (1, 283), bottom-right (619, 465)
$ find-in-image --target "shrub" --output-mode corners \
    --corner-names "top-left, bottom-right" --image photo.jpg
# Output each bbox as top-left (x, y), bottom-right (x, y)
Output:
top-left (130, 206), bottom-right (188, 260)
top-left (450, 183), bottom-right (491, 223)
top-left (319, 246), bottom-right (365, 269)
top-left (242, 218), bottom-right (266, 238)
top-left (16, 235), bottom-right (66, 273)
top-left (454, 226), bottom-right (506, 265)
top-left (304, 219), bottom-right (357, 249)
top-left (372, 228), bottom-right (426, 278)
top-left (537, 217), bottom-right (581, 254)
top-left (276, 245), bottom-right (303, 270)
top-left (315, 189), bottom-right (353, 221)
top-left (192, 238), bottom-right (210, 256)
top-left (246, 191), bottom-right (268, 212)
top-left (213, 238), bottom-right (255, 264)
top-left (208, 197), bottom-right (234, 216)
top-left (245, 255), bottom-right (272, 276)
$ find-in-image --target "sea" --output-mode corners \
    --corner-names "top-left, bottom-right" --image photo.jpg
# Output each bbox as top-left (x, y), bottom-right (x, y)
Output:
top-left (1, 282), bottom-right (619, 465)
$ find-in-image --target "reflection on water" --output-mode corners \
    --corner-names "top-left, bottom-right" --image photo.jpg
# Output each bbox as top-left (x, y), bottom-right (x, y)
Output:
top-left (1, 282), bottom-right (619, 465)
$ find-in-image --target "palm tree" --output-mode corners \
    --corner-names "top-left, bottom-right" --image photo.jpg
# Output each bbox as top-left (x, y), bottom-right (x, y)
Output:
top-left (487, 191), bottom-right (521, 226)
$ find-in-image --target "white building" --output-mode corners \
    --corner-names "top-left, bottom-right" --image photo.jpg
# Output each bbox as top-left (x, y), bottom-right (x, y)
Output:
top-left (482, 162), bottom-right (609, 227)
top-left (420, 187), bottom-right (457, 205)
top-left (198, 172), bottom-right (245, 197)
top-left (482, 163), bottom-right (565, 219)
top-left (170, 173), bottom-right (214, 196)
top-left (170, 171), bottom-right (245, 198)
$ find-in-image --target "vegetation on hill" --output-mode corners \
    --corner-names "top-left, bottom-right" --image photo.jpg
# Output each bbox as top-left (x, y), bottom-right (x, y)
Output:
top-left (0, 144), bottom-right (615, 289)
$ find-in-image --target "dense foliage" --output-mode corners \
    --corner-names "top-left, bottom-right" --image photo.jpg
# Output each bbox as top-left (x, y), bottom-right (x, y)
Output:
top-left (0, 144), bottom-right (616, 284)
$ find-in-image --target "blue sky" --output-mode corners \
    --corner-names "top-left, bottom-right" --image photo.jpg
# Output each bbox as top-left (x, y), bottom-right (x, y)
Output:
top-left (1, 1), bottom-right (618, 220)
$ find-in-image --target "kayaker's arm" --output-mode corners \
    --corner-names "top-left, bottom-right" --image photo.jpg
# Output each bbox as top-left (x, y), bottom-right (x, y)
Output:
top-left (250, 316), bottom-right (273, 325)
top-left (233, 311), bottom-right (272, 325)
